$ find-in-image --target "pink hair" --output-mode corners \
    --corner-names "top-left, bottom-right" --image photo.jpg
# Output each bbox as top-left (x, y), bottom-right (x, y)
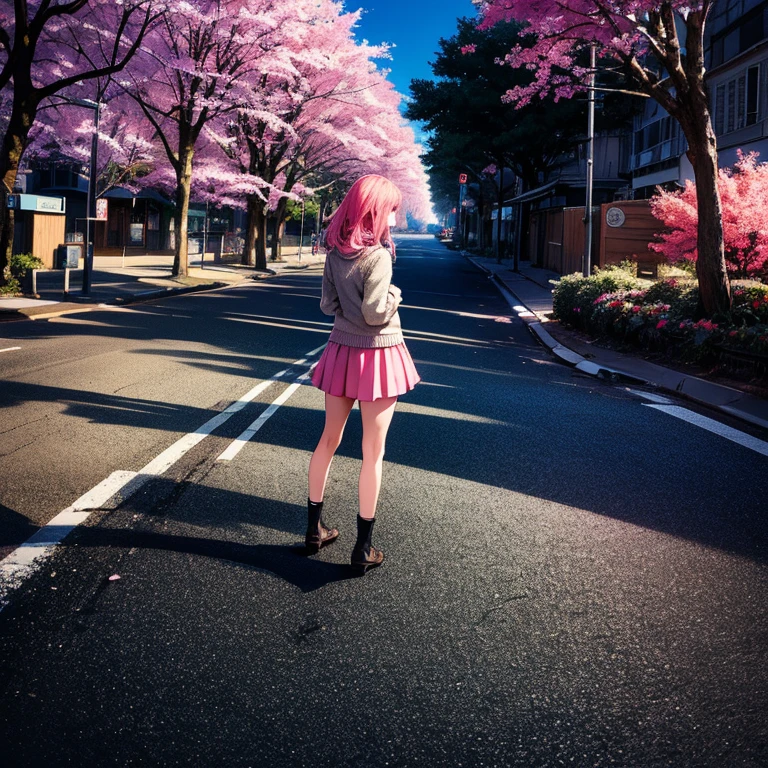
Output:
top-left (325, 175), bottom-right (402, 256)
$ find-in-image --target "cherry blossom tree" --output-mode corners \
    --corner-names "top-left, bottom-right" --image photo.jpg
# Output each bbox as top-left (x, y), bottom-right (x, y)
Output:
top-left (651, 152), bottom-right (768, 280)
top-left (215, 1), bottom-right (431, 268)
top-left (478, 0), bottom-right (732, 315)
top-left (26, 94), bottom-right (155, 198)
top-left (122, 0), bottom-right (298, 277)
top-left (0, 0), bottom-right (157, 285)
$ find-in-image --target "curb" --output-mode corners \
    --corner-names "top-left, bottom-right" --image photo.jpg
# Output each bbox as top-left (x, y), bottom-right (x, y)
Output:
top-left (0, 279), bottom-right (234, 323)
top-left (464, 251), bottom-right (768, 430)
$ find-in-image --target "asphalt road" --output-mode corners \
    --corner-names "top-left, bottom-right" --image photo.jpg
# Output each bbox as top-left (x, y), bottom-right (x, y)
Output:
top-left (0, 235), bottom-right (766, 767)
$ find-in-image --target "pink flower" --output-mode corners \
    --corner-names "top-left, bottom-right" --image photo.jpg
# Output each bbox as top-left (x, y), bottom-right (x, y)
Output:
top-left (632, 305), bottom-right (641, 313)
top-left (656, 320), bottom-right (667, 329)
top-left (753, 300), bottom-right (761, 309)
top-left (729, 330), bottom-right (738, 337)
top-left (460, 44), bottom-right (477, 55)
top-left (573, 307), bottom-right (581, 313)
top-left (680, 322), bottom-right (687, 329)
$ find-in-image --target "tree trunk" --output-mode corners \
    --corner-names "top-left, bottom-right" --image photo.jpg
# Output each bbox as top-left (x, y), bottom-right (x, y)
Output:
top-left (253, 204), bottom-right (267, 271)
top-left (242, 195), bottom-right (260, 266)
top-left (270, 199), bottom-right (288, 261)
top-left (173, 148), bottom-right (194, 278)
top-left (0, 101), bottom-right (35, 285)
top-left (680, 106), bottom-right (731, 316)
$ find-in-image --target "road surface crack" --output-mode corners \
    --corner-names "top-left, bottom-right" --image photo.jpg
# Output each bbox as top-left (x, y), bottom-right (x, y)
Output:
top-left (474, 594), bottom-right (529, 628)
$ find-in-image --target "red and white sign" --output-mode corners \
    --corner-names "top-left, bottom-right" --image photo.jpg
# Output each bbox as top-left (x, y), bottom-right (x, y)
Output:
top-left (95, 198), bottom-right (108, 220)
top-left (458, 173), bottom-right (468, 184)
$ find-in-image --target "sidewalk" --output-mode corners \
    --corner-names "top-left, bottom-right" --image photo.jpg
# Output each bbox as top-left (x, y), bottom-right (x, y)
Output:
top-left (467, 254), bottom-right (768, 432)
top-left (0, 247), bottom-right (324, 322)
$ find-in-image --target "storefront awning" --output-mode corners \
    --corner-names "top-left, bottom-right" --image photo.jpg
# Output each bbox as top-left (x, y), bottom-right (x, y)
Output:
top-left (506, 180), bottom-right (558, 205)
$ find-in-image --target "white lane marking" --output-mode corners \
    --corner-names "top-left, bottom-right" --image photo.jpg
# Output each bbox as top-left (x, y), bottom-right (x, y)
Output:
top-left (626, 388), bottom-right (675, 405)
top-left (0, 348), bottom-right (324, 605)
top-left (644, 404), bottom-right (768, 458)
top-left (0, 346), bottom-right (21, 353)
top-left (136, 365), bottom-right (301, 476)
top-left (217, 367), bottom-right (316, 462)
top-left (307, 343), bottom-right (327, 356)
top-left (0, 470), bottom-right (137, 601)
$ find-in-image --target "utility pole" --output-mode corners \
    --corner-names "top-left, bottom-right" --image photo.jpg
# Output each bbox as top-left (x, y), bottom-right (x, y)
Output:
top-left (583, 44), bottom-right (596, 278)
top-left (496, 164), bottom-right (505, 263)
top-left (64, 98), bottom-right (101, 295)
top-left (457, 173), bottom-right (467, 247)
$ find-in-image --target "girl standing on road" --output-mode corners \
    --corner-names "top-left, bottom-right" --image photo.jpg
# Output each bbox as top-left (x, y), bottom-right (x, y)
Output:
top-left (307, 175), bottom-right (420, 574)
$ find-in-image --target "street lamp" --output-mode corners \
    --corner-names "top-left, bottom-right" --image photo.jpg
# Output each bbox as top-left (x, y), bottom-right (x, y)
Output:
top-left (59, 96), bottom-right (101, 295)
top-left (583, 43), bottom-right (596, 278)
top-left (581, 48), bottom-right (650, 277)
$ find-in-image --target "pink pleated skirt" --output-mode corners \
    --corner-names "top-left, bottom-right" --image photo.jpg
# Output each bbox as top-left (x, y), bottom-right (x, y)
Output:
top-left (311, 341), bottom-right (421, 402)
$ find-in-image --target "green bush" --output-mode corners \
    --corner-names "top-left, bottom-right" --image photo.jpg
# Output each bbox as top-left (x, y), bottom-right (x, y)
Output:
top-left (643, 279), bottom-right (699, 321)
top-left (731, 283), bottom-right (768, 327)
top-left (10, 253), bottom-right (43, 278)
top-left (555, 272), bottom-right (768, 366)
top-left (0, 276), bottom-right (21, 295)
top-left (551, 267), bottom-right (643, 329)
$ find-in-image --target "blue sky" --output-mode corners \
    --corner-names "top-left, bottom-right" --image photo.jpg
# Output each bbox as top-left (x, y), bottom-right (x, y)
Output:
top-left (353, 0), bottom-right (478, 98)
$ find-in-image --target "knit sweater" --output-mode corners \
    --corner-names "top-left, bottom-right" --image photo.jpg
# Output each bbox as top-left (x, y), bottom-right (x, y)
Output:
top-left (320, 245), bottom-right (404, 348)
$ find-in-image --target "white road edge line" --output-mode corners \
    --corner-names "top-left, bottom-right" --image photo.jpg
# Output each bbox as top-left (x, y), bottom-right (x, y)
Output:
top-left (0, 345), bottom-right (326, 605)
top-left (626, 388), bottom-right (675, 405)
top-left (644, 404), bottom-right (768, 458)
top-left (217, 366), bottom-right (317, 462)
top-left (0, 346), bottom-right (21, 353)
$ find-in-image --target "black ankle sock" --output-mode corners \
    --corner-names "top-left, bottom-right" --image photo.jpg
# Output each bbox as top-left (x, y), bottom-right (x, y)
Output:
top-left (308, 498), bottom-right (323, 527)
top-left (355, 515), bottom-right (375, 549)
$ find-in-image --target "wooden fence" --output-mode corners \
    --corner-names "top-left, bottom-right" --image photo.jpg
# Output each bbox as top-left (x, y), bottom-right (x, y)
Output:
top-left (527, 200), bottom-right (664, 276)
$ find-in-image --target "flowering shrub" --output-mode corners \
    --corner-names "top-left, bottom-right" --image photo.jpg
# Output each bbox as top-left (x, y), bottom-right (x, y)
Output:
top-left (551, 268), bottom-right (642, 330)
top-left (552, 274), bottom-right (768, 364)
top-left (731, 284), bottom-right (768, 325)
top-left (650, 152), bottom-right (768, 279)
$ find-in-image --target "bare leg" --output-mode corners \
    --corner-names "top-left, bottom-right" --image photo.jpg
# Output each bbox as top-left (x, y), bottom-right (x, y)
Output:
top-left (358, 396), bottom-right (398, 520)
top-left (308, 393), bottom-right (355, 502)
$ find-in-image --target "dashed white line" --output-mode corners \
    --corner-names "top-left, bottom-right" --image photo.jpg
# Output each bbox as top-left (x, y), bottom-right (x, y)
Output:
top-left (217, 367), bottom-right (316, 462)
top-left (0, 346), bottom-right (326, 606)
top-left (0, 346), bottom-right (21, 353)
top-left (644, 404), bottom-right (768, 457)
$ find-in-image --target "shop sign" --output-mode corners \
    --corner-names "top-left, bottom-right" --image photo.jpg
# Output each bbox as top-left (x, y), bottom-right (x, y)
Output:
top-left (7, 194), bottom-right (66, 214)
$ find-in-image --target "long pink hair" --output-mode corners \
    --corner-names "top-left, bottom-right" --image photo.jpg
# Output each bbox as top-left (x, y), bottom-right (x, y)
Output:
top-left (324, 175), bottom-right (402, 256)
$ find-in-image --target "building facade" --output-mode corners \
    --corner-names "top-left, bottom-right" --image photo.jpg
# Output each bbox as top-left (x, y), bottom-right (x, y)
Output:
top-left (631, 0), bottom-right (768, 198)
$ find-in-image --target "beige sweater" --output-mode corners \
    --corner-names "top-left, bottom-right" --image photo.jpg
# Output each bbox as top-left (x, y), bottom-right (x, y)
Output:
top-left (320, 246), bottom-right (404, 348)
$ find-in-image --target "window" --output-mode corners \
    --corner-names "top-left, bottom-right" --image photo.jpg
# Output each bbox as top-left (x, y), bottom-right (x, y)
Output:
top-left (746, 65), bottom-right (760, 124)
top-left (53, 164), bottom-right (72, 188)
top-left (713, 64), bottom-right (762, 134)
top-left (708, 1), bottom-right (768, 66)
top-left (715, 84), bottom-right (726, 134)
top-left (727, 80), bottom-right (737, 132)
